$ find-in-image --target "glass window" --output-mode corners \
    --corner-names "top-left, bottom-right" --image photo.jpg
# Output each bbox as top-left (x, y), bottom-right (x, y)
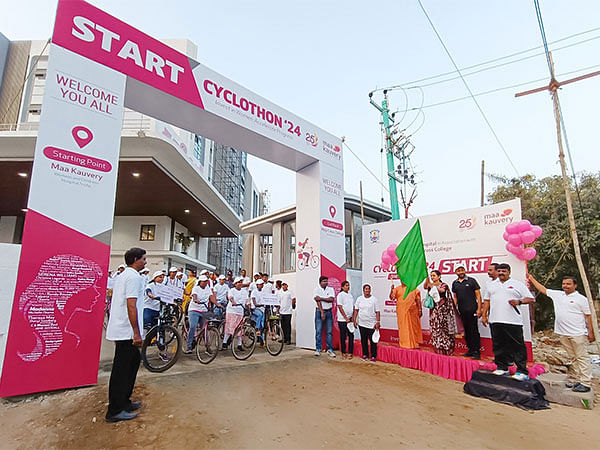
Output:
top-left (352, 214), bottom-right (376, 269)
top-left (282, 220), bottom-right (296, 272)
top-left (193, 135), bottom-right (205, 165)
top-left (140, 224), bottom-right (155, 241)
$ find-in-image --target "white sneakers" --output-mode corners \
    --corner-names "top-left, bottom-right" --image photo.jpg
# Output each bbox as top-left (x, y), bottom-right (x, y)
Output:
top-left (492, 369), bottom-right (510, 376)
top-left (314, 350), bottom-right (321, 357)
top-left (327, 349), bottom-right (336, 358)
top-left (511, 372), bottom-right (530, 382)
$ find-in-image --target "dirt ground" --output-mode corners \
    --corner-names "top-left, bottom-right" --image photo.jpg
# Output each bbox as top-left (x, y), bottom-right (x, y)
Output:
top-left (1, 349), bottom-right (599, 449)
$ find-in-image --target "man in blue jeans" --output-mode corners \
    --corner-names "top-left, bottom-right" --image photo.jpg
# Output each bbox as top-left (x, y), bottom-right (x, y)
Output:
top-left (314, 275), bottom-right (336, 357)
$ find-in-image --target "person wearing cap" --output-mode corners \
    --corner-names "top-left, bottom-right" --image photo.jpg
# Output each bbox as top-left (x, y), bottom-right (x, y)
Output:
top-left (139, 268), bottom-right (150, 286)
top-left (248, 273), bottom-right (261, 298)
top-left (213, 275), bottom-right (229, 316)
top-left (353, 284), bottom-right (380, 362)
top-left (165, 267), bottom-right (184, 288)
top-left (183, 269), bottom-right (197, 312)
top-left (251, 280), bottom-right (266, 342)
top-left (261, 273), bottom-right (276, 295)
top-left (143, 271), bottom-right (165, 331)
top-left (279, 282), bottom-right (296, 345)
top-left (112, 264), bottom-right (126, 279)
top-left (185, 275), bottom-right (217, 354)
top-left (223, 277), bottom-right (247, 350)
top-left (337, 281), bottom-right (355, 359)
top-left (314, 276), bottom-right (336, 357)
top-left (178, 267), bottom-right (188, 283)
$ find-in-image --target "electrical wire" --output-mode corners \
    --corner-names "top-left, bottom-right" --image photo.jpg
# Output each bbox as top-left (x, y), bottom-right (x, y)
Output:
top-left (416, 0), bottom-right (520, 177)
top-left (371, 26), bottom-right (600, 92)
top-left (342, 139), bottom-right (390, 195)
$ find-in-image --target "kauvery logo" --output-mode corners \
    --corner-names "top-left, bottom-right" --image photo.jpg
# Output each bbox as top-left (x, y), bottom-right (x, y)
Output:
top-left (71, 16), bottom-right (184, 84)
top-left (483, 208), bottom-right (514, 226)
top-left (323, 140), bottom-right (342, 160)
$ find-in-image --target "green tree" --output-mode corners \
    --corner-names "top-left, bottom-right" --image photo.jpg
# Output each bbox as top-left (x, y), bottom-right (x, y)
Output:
top-left (488, 172), bottom-right (600, 330)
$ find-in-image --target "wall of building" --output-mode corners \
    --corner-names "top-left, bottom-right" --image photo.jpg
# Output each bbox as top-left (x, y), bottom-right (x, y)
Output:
top-left (0, 216), bottom-right (17, 243)
top-left (0, 40), bottom-right (30, 125)
top-left (111, 216), bottom-right (171, 252)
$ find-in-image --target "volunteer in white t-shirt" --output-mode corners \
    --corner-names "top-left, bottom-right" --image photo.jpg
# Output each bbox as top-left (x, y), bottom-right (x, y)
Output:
top-left (482, 262), bottom-right (500, 300)
top-left (213, 275), bottom-right (230, 316)
top-left (223, 278), bottom-right (247, 350)
top-left (240, 269), bottom-right (251, 298)
top-left (482, 263), bottom-right (534, 381)
top-left (336, 281), bottom-right (355, 359)
top-left (279, 282), bottom-right (296, 345)
top-left (248, 273), bottom-right (261, 299)
top-left (313, 276), bottom-right (336, 357)
top-left (528, 273), bottom-right (595, 392)
top-left (105, 247), bottom-right (147, 423)
top-left (353, 284), bottom-right (380, 362)
top-left (143, 271), bottom-right (165, 331)
top-left (251, 280), bottom-right (266, 340)
top-left (185, 275), bottom-right (216, 353)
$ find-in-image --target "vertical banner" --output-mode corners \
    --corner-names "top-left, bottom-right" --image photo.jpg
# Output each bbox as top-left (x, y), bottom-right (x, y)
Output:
top-left (362, 199), bottom-right (533, 359)
top-left (0, 44), bottom-right (126, 396)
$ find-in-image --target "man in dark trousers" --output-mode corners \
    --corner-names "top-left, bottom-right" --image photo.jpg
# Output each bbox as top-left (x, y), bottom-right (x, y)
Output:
top-left (452, 266), bottom-right (482, 359)
top-left (105, 247), bottom-right (147, 422)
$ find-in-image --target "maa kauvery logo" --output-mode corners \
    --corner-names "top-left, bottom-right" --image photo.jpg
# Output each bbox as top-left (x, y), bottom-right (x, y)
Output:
top-left (483, 208), bottom-right (515, 226)
top-left (322, 140), bottom-right (342, 160)
top-left (369, 229), bottom-right (380, 243)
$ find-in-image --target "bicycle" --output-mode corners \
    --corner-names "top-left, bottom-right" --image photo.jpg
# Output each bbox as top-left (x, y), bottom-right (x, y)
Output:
top-left (194, 312), bottom-right (222, 364)
top-left (141, 301), bottom-right (182, 372)
top-left (297, 249), bottom-right (319, 270)
top-left (261, 306), bottom-right (284, 356)
top-left (229, 308), bottom-right (257, 360)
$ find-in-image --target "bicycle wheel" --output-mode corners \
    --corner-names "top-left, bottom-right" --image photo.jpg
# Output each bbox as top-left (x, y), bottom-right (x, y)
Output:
top-left (265, 319), bottom-right (284, 356)
top-left (141, 325), bottom-right (182, 372)
top-left (297, 258), bottom-right (306, 270)
top-left (195, 327), bottom-right (220, 364)
top-left (231, 324), bottom-right (256, 360)
top-left (310, 255), bottom-right (319, 268)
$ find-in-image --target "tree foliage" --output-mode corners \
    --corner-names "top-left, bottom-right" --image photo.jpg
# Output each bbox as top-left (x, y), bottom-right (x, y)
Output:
top-left (488, 172), bottom-right (600, 330)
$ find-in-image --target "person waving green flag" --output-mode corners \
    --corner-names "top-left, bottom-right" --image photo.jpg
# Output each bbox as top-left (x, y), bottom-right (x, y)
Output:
top-left (394, 220), bottom-right (428, 298)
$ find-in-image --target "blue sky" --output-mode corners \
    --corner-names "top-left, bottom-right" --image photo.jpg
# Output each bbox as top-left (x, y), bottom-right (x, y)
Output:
top-left (2, 0), bottom-right (598, 216)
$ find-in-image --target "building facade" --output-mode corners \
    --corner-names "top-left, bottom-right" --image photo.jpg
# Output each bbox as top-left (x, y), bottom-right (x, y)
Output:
top-left (0, 35), bottom-right (267, 276)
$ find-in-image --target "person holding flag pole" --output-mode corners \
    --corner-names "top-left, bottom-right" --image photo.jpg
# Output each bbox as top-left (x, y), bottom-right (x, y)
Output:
top-left (389, 220), bottom-right (429, 349)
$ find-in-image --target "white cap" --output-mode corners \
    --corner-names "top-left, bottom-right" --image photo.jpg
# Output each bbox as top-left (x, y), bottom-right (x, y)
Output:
top-left (234, 276), bottom-right (243, 283)
top-left (198, 275), bottom-right (209, 282)
top-left (256, 279), bottom-right (264, 285)
top-left (372, 329), bottom-right (380, 344)
top-left (118, 264), bottom-right (126, 269)
top-left (218, 275), bottom-right (226, 280)
top-left (169, 266), bottom-right (178, 272)
top-left (200, 269), bottom-right (208, 275)
top-left (176, 272), bottom-right (183, 277)
top-left (152, 270), bottom-right (164, 280)
top-left (140, 268), bottom-right (149, 273)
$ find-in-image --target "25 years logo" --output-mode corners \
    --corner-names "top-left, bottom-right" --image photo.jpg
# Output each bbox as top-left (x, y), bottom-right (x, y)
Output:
top-left (458, 215), bottom-right (476, 231)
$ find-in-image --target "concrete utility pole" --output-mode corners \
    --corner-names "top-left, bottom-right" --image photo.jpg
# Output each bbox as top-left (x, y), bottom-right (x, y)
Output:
top-left (516, 52), bottom-right (600, 343)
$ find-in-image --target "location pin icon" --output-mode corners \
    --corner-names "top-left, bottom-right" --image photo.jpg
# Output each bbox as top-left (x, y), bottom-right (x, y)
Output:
top-left (72, 126), bottom-right (93, 149)
top-left (329, 205), bottom-right (336, 218)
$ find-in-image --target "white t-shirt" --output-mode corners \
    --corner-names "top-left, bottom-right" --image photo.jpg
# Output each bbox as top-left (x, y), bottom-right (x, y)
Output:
top-left (546, 289), bottom-right (591, 336)
top-left (280, 290), bottom-right (295, 315)
top-left (241, 276), bottom-right (251, 297)
top-left (214, 283), bottom-right (229, 305)
top-left (263, 281), bottom-right (275, 295)
top-left (252, 288), bottom-right (266, 311)
top-left (165, 276), bottom-right (184, 289)
top-left (106, 267), bottom-right (145, 341)
top-left (336, 291), bottom-right (354, 322)
top-left (354, 295), bottom-right (380, 329)
top-left (482, 278), bottom-right (499, 301)
top-left (227, 288), bottom-right (247, 315)
top-left (189, 284), bottom-right (213, 313)
top-left (486, 278), bottom-right (533, 326)
top-left (144, 282), bottom-right (161, 311)
top-left (314, 286), bottom-right (335, 310)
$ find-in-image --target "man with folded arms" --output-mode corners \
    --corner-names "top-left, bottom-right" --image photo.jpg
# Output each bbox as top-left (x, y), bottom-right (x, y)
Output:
top-left (528, 273), bottom-right (595, 392)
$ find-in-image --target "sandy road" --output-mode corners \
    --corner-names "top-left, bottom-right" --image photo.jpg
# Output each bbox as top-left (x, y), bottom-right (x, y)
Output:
top-left (1, 347), bottom-right (599, 449)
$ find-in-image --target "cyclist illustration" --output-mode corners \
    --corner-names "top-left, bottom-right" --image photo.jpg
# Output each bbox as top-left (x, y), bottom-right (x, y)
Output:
top-left (297, 238), bottom-right (319, 270)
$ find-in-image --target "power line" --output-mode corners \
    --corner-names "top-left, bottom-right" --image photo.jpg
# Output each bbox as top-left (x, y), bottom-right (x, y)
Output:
top-left (373, 26), bottom-right (600, 91)
top-left (342, 139), bottom-right (390, 195)
top-left (395, 63), bottom-right (600, 111)
top-left (416, 0), bottom-right (520, 177)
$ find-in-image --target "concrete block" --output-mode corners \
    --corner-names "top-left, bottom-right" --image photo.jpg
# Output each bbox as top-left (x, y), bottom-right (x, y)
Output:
top-left (537, 372), bottom-right (594, 409)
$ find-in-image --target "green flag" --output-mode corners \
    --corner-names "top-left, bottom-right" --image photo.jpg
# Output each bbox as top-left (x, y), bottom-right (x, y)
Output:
top-left (394, 220), bottom-right (428, 299)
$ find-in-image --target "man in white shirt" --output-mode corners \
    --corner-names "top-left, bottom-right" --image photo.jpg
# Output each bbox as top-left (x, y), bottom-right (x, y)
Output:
top-left (314, 276), bottom-right (336, 357)
top-left (482, 263), bottom-right (535, 381)
top-left (251, 280), bottom-right (266, 341)
top-left (482, 262), bottom-right (500, 300)
top-left (213, 275), bottom-right (230, 316)
top-left (528, 274), bottom-right (595, 392)
top-left (240, 269), bottom-right (251, 297)
top-left (105, 247), bottom-right (147, 423)
top-left (185, 275), bottom-right (216, 353)
top-left (336, 281), bottom-right (355, 359)
top-left (279, 282), bottom-right (296, 345)
top-left (248, 273), bottom-right (261, 298)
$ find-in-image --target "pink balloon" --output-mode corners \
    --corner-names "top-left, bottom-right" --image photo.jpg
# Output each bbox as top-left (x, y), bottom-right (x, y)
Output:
top-left (531, 225), bottom-right (543, 238)
top-left (523, 247), bottom-right (537, 260)
top-left (521, 230), bottom-right (536, 245)
top-left (508, 233), bottom-right (522, 246)
top-left (505, 223), bottom-right (519, 234)
top-left (516, 251), bottom-right (527, 261)
top-left (506, 243), bottom-right (521, 255)
top-left (382, 253), bottom-right (392, 265)
top-left (517, 220), bottom-right (532, 233)
top-left (502, 232), bottom-right (509, 241)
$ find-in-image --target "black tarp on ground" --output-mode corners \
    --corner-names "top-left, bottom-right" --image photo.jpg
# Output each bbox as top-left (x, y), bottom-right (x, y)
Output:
top-left (464, 370), bottom-right (550, 410)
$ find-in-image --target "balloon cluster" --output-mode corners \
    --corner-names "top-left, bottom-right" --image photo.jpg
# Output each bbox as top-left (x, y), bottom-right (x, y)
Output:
top-left (381, 244), bottom-right (399, 267)
top-left (503, 220), bottom-right (543, 261)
